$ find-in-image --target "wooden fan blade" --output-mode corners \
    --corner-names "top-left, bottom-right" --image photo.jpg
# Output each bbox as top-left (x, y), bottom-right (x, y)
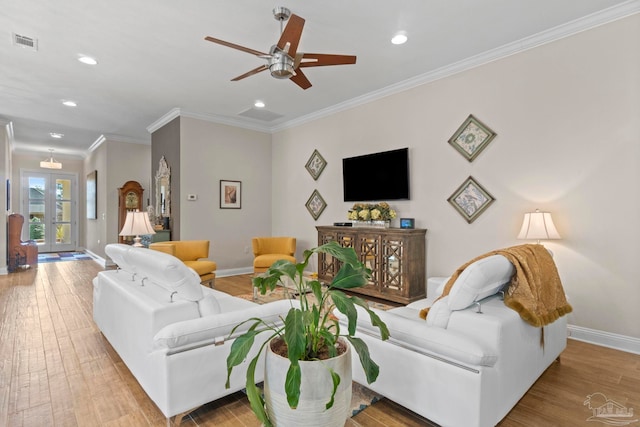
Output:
top-left (298, 53), bottom-right (357, 67)
top-left (290, 69), bottom-right (312, 90)
top-left (277, 14), bottom-right (305, 57)
top-left (231, 64), bottom-right (269, 81)
top-left (205, 36), bottom-right (269, 57)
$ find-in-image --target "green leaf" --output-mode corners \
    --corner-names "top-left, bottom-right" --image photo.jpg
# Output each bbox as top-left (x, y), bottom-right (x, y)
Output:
top-left (225, 330), bottom-right (258, 387)
top-left (245, 354), bottom-right (271, 427)
top-left (346, 336), bottom-right (380, 384)
top-left (326, 369), bottom-right (340, 410)
top-left (285, 361), bottom-right (301, 409)
top-left (284, 308), bottom-right (305, 362)
top-left (309, 279), bottom-right (323, 302)
top-left (331, 263), bottom-right (371, 290)
top-left (353, 297), bottom-right (390, 341)
top-left (330, 290), bottom-right (358, 336)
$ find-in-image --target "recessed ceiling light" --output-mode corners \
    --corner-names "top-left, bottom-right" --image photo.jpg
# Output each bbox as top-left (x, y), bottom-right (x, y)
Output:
top-left (391, 31), bottom-right (408, 45)
top-left (78, 55), bottom-right (98, 65)
top-left (49, 132), bottom-right (64, 139)
top-left (254, 100), bottom-right (265, 108)
top-left (62, 100), bottom-right (77, 107)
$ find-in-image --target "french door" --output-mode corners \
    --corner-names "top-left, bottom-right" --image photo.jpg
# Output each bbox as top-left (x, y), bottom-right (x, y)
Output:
top-left (22, 171), bottom-right (77, 253)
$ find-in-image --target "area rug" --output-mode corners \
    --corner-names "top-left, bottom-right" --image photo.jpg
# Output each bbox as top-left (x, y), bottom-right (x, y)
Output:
top-left (37, 252), bottom-right (92, 263)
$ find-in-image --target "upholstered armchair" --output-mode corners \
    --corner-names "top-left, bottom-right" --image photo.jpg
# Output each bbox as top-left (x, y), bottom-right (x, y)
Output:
top-left (149, 240), bottom-right (217, 287)
top-left (8, 213), bottom-right (38, 272)
top-left (252, 237), bottom-right (296, 274)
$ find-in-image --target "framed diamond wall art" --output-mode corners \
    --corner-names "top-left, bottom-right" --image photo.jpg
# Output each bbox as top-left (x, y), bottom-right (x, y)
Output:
top-left (448, 115), bottom-right (497, 162)
top-left (447, 176), bottom-right (495, 223)
top-left (305, 189), bottom-right (327, 220)
top-left (305, 149), bottom-right (327, 180)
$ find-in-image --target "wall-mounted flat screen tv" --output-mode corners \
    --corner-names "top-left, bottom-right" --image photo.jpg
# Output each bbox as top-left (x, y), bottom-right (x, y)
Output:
top-left (342, 147), bottom-right (410, 202)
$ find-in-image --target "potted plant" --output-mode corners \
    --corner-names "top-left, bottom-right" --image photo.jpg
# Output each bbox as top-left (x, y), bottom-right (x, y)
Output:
top-left (226, 241), bottom-right (390, 427)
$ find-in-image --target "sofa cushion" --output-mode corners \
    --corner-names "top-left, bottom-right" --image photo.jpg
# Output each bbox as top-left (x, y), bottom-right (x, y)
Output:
top-left (184, 260), bottom-right (217, 276)
top-left (154, 300), bottom-right (297, 350)
top-left (126, 246), bottom-right (204, 301)
top-left (105, 243), bottom-right (137, 273)
top-left (447, 255), bottom-right (513, 311)
top-left (198, 294), bottom-right (221, 316)
top-left (425, 296), bottom-right (451, 328)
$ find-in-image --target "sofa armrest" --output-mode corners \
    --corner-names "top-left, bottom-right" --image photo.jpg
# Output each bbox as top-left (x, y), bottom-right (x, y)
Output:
top-left (154, 299), bottom-right (300, 351)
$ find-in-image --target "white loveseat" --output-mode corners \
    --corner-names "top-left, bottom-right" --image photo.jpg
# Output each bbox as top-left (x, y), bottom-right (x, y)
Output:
top-left (93, 244), bottom-right (295, 423)
top-left (340, 254), bottom-right (568, 427)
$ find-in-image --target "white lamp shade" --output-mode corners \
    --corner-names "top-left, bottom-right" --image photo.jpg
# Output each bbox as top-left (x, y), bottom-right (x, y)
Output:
top-left (517, 210), bottom-right (561, 241)
top-left (119, 210), bottom-right (156, 237)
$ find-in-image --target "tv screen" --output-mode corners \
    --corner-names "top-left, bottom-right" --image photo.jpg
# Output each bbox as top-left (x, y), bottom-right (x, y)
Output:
top-left (342, 148), bottom-right (410, 202)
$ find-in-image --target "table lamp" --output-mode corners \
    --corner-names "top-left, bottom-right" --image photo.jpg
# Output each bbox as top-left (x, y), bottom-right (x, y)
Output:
top-left (517, 209), bottom-right (561, 244)
top-left (119, 210), bottom-right (156, 247)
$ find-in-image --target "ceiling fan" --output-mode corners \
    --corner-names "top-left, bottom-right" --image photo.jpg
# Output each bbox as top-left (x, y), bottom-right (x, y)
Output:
top-left (204, 7), bottom-right (356, 90)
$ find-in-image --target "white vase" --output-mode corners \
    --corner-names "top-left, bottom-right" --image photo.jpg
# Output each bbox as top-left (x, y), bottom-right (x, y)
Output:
top-left (352, 220), bottom-right (390, 228)
top-left (264, 338), bottom-right (352, 427)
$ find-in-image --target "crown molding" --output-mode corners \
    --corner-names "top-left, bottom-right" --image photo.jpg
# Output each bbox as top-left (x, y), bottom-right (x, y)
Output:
top-left (148, 107), bottom-right (272, 134)
top-left (271, 1), bottom-right (640, 132)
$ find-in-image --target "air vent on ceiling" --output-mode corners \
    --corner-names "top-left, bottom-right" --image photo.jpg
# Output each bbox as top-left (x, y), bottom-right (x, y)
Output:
top-left (238, 108), bottom-right (283, 122)
top-left (12, 33), bottom-right (38, 50)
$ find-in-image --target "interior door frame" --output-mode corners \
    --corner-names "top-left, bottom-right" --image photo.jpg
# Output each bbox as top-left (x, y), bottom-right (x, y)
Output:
top-left (20, 169), bottom-right (79, 253)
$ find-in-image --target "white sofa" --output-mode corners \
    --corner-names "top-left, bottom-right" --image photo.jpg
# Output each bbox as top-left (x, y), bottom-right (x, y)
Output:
top-left (339, 254), bottom-right (568, 427)
top-left (93, 244), bottom-right (296, 422)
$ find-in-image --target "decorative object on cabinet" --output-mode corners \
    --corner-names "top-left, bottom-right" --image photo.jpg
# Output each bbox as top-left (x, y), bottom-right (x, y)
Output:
top-left (118, 180), bottom-right (144, 244)
top-left (517, 209), bottom-right (561, 244)
top-left (305, 189), bottom-right (327, 220)
top-left (400, 218), bottom-right (415, 229)
top-left (447, 176), bottom-right (495, 224)
top-left (316, 226), bottom-right (427, 304)
top-left (86, 170), bottom-right (97, 219)
top-left (448, 114), bottom-right (496, 162)
top-left (220, 180), bottom-right (241, 209)
top-left (305, 149), bottom-right (327, 180)
top-left (8, 213), bottom-right (38, 272)
top-left (347, 202), bottom-right (397, 222)
top-left (155, 156), bottom-right (171, 222)
top-left (119, 210), bottom-right (155, 247)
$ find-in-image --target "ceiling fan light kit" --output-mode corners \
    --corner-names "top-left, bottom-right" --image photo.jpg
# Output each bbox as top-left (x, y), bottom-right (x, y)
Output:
top-left (204, 7), bottom-right (356, 89)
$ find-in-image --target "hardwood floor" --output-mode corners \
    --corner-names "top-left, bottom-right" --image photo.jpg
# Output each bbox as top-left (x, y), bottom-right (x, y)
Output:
top-left (1, 260), bottom-right (638, 426)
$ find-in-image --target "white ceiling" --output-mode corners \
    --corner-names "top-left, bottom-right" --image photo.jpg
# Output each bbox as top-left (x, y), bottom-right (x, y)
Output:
top-left (1, 0), bottom-right (637, 159)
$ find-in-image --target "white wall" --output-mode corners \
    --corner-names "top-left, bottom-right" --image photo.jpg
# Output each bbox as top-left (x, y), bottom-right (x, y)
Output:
top-left (179, 117), bottom-right (272, 271)
top-left (272, 15), bottom-right (640, 339)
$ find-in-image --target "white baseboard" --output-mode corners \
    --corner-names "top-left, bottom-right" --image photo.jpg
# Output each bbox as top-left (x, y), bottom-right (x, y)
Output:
top-left (216, 267), bottom-right (253, 277)
top-left (84, 249), bottom-right (110, 268)
top-left (568, 324), bottom-right (640, 355)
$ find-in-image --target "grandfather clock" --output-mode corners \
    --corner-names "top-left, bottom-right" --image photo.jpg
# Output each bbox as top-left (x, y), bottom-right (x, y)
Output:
top-left (118, 180), bottom-right (144, 243)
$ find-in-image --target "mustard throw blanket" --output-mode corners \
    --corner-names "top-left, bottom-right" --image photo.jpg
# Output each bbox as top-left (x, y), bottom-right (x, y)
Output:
top-left (419, 244), bottom-right (572, 327)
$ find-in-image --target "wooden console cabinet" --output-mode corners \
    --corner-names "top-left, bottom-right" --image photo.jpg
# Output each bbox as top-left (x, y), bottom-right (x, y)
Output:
top-left (316, 226), bottom-right (427, 304)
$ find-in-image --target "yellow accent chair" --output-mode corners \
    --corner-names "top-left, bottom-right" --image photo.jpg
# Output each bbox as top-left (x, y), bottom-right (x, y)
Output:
top-left (252, 236), bottom-right (296, 274)
top-left (149, 240), bottom-right (217, 287)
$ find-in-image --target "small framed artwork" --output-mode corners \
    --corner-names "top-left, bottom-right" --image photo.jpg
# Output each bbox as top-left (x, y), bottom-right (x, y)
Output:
top-left (86, 170), bottom-right (97, 219)
top-left (305, 189), bottom-right (327, 220)
top-left (447, 176), bottom-right (495, 224)
top-left (305, 149), bottom-right (327, 181)
top-left (448, 114), bottom-right (497, 162)
top-left (220, 180), bottom-right (241, 209)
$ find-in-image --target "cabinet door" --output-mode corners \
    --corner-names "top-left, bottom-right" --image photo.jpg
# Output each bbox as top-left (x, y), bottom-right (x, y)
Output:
top-left (381, 236), bottom-right (406, 298)
top-left (357, 233), bottom-right (381, 290)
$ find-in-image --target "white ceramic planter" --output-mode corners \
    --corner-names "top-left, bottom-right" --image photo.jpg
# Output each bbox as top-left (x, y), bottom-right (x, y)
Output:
top-left (264, 339), bottom-right (352, 427)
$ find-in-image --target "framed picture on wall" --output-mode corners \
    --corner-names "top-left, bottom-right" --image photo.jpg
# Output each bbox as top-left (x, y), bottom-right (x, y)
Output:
top-left (448, 114), bottom-right (497, 162)
top-left (86, 171), bottom-right (97, 219)
top-left (220, 180), bottom-right (241, 209)
top-left (447, 176), bottom-right (495, 223)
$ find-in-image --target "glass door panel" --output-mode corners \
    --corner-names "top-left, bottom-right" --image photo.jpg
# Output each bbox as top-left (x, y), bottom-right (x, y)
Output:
top-left (23, 171), bottom-right (77, 253)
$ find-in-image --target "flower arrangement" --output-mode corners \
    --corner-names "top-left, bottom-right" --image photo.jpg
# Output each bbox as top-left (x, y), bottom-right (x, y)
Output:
top-left (348, 202), bottom-right (397, 222)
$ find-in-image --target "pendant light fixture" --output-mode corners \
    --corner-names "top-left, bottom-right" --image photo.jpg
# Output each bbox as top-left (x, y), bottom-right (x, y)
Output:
top-left (40, 149), bottom-right (62, 169)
